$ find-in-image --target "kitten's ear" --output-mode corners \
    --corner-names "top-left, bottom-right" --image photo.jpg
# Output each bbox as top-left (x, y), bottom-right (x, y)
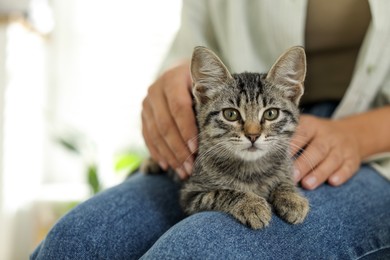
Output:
top-left (266, 46), bottom-right (306, 105)
top-left (191, 46), bottom-right (233, 104)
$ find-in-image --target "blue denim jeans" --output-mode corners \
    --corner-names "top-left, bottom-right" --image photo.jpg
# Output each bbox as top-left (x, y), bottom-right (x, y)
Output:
top-left (31, 103), bottom-right (390, 259)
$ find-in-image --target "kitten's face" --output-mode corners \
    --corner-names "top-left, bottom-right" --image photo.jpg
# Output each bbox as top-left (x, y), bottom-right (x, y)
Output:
top-left (191, 46), bottom-right (306, 162)
top-left (198, 73), bottom-right (299, 161)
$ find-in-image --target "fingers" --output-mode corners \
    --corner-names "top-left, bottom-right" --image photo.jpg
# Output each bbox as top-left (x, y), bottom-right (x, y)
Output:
top-left (328, 159), bottom-right (359, 187)
top-left (292, 119), bottom-right (335, 189)
top-left (142, 99), bottom-right (175, 169)
top-left (292, 116), bottom-right (361, 190)
top-left (142, 123), bottom-right (166, 169)
top-left (142, 92), bottom-right (191, 179)
top-left (299, 150), bottom-right (341, 190)
top-left (294, 138), bottom-right (330, 183)
top-left (150, 89), bottom-right (192, 158)
top-left (300, 154), bottom-right (358, 190)
top-left (290, 116), bottom-right (314, 157)
top-left (161, 68), bottom-right (198, 155)
top-left (291, 115), bottom-right (316, 178)
top-left (165, 83), bottom-right (198, 154)
top-left (141, 62), bottom-right (196, 179)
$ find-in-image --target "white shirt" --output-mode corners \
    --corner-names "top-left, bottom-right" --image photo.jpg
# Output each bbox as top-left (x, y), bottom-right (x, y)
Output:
top-left (161, 0), bottom-right (390, 180)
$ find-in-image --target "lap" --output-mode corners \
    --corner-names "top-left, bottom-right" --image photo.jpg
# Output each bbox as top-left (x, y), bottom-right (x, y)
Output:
top-left (32, 166), bottom-right (390, 259)
top-left (142, 165), bottom-right (390, 259)
top-left (31, 173), bottom-right (185, 260)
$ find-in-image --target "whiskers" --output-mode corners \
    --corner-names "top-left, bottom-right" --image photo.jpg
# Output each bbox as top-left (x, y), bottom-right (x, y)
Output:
top-left (195, 142), bottom-right (234, 172)
top-left (184, 128), bottom-right (317, 179)
top-left (184, 129), bottom-right (229, 161)
top-left (288, 133), bottom-right (318, 176)
top-left (263, 135), bottom-right (317, 178)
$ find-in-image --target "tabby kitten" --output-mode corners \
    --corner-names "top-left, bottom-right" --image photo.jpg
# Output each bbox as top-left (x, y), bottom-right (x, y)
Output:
top-left (144, 46), bottom-right (309, 229)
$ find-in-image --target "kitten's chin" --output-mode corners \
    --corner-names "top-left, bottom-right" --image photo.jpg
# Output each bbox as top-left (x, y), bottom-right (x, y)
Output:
top-left (235, 148), bottom-right (267, 161)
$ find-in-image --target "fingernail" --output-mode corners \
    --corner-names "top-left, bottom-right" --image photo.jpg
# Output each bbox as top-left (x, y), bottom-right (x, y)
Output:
top-left (188, 140), bottom-right (197, 154)
top-left (183, 161), bottom-right (193, 175)
top-left (329, 175), bottom-right (340, 186)
top-left (304, 176), bottom-right (317, 188)
top-left (159, 161), bottom-right (168, 171)
top-left (293, 169), bottom-right (300, 181)
top-left (176, 167), bottom-right (187, 179)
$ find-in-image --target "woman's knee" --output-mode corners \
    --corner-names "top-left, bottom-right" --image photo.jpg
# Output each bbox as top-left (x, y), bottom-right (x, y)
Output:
top-left (32, 173), bottom-right (185, 259)
top-left (141, 211), bottom-right (271, 259)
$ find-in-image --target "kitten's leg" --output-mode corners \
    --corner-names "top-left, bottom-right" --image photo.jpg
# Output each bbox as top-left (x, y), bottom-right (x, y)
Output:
top-left (141, 158), bottom-right (180, 182)
top-left (140, 157), bottom-right (163, 174)
top-left (181, 189), bottom-right (272, 229)
top-left (269, 182), bottom-right (309, 224)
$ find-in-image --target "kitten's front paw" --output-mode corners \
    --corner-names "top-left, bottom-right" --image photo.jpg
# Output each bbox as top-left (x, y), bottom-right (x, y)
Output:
top-left (232, 196), bottom-right (272, 229)
top-left (140, 157), bottom-right (162, 174)
top-left (273, 193), bottom-right (309, 224)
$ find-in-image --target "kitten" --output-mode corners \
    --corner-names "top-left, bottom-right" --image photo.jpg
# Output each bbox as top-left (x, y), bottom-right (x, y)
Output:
top-left (143, 46), bottom-right (309, 229)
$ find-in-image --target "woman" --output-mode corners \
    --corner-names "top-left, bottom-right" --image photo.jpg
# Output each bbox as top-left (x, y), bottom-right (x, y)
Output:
top-left (32, 1), bottom-right (390, 259)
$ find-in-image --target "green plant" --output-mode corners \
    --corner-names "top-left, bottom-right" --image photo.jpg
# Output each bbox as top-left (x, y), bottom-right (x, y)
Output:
top-left (114, 152), bottom-right (144, 177)
top-left (56, 136), bottom-right (101, 195)
top-left (56, 135), bottom-right (146, 194)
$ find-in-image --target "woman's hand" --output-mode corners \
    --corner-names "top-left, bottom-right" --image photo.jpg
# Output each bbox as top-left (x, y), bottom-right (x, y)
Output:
top-left (290, 115), bottom-right (362, 190)
top-left (142, 61), bottom-right (198, 179)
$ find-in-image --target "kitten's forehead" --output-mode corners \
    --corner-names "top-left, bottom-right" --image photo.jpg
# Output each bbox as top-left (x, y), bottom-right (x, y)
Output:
top-left (229, 72), bottom-right (280, 109)
top-left (233, 73), bottom-right (265, 94)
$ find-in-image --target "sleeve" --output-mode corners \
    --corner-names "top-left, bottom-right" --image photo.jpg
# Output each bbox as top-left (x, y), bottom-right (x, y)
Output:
top-left (369, 67), bottom-right (390, 181)
top-left (373, 67), bottom-right (390, 107)
top-left (157, 0), bottom-right (218, 74)
top-left (368, 153), bottom-right (390, 181)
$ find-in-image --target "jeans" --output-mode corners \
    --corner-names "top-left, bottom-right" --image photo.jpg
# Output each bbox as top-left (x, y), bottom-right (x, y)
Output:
top-left (31, 103), bottom-right (390, 259)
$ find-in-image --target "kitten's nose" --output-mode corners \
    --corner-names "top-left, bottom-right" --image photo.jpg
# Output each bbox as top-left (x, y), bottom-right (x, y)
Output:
top-left (246, 134), bottom-right (260, 143)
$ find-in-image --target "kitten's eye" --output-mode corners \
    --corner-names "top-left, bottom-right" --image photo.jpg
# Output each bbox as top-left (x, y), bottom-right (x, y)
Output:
top-left (223, 108), bottom-right (241, 121)
top-left (263, 108), bottom-right (279, 121)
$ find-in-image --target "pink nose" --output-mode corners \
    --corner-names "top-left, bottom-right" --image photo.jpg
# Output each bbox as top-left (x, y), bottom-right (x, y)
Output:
top-left (245, 134), bottom-right (260, 143)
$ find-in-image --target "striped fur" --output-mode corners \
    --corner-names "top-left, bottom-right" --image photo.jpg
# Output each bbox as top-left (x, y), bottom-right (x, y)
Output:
top-left (143, 46), bottom-right (310, 229)
top-left (182, 46), bottom-right (309, 229)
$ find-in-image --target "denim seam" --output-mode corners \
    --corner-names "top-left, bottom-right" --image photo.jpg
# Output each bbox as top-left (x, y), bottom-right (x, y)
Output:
top-left (356, 245), bottom-right (390, 260)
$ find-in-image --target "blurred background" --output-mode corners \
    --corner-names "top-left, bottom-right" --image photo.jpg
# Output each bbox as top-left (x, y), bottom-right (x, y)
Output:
top-left (0, 0), bottom-right (182, 258)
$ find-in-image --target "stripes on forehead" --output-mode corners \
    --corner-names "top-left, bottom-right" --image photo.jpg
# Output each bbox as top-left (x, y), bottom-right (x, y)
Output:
top-left (233, 73), bottom-right (265, 106)
top-left (262, 96), bottom-right (275, 107)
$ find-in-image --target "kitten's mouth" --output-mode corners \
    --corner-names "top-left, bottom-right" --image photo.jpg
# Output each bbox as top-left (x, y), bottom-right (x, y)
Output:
top-left (246, 146), bottom-right (258, 152)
